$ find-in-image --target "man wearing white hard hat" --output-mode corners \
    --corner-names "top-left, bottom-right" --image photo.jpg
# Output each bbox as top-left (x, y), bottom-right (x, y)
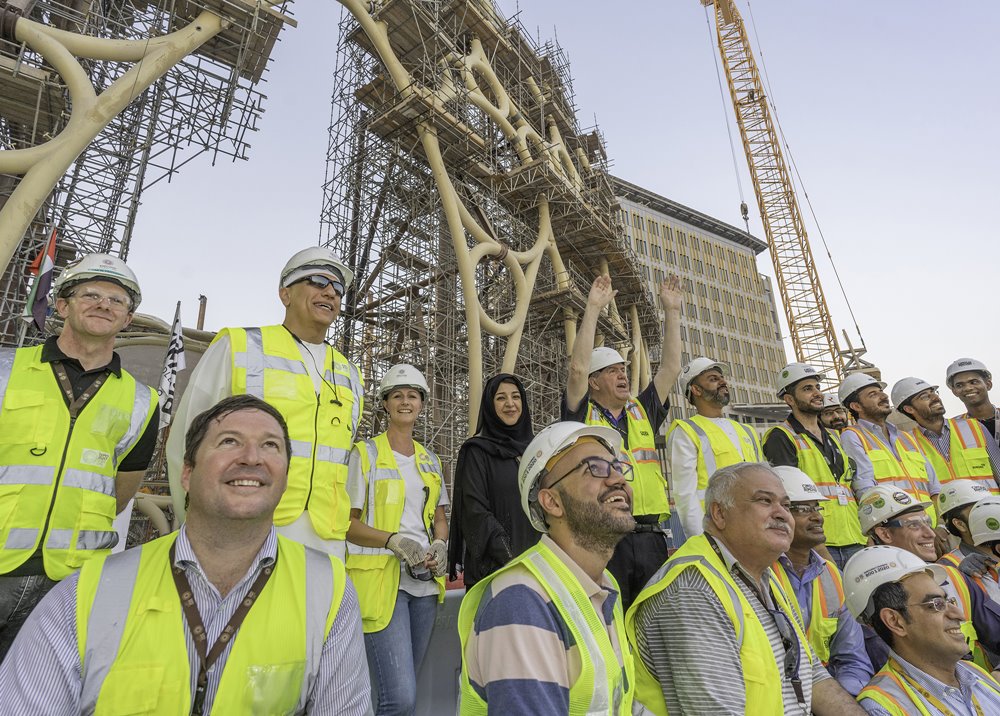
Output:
top-left (167, 246), bottom-right (363, 560)
top-left (764, 363), bottom-right (863, 570)
top-left (563, 273), bottom-right (683, 608)
top-left (820, 392), bottom-right (849, 432)
top-left (665, 355), bottom-right (762, 545)
top-left (941, 486), bottom-right (1000, 605)
top-left (769, 466), bottom-right (873, 695)
top-left (948, 357), bottom-right (1000, 440)
top-left (458, 422), bottom-right (637, 714)
top-left (839, 372), bottom-right (940, 518)
top-left (0, 253), bottom-right (159, 657)
top-left (843, 545), bottom-right (1000, 714)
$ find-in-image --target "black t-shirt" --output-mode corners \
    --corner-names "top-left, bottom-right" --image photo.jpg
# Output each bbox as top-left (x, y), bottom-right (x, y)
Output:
top-left (762, 413), bottom-right (846, 478)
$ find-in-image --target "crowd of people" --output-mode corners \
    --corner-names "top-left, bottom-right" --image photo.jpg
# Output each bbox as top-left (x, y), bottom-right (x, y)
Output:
top-left (1, 247), bottom-right (999, 714)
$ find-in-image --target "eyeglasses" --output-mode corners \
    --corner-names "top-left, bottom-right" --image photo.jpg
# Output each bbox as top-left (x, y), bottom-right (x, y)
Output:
top-left (70, 290), bottom-right (131, 310)
top-left (768, 607), bottom-right (802, 686)
top-left (908, 596), bottom-right (959, 613)
top-left (885, 515), bottom-right (934, 531)
top-left (788, 504), bottom-right (823, 515)
top-left (545, 456), bottom-right (633, 491)
top-left (294, 275), bottom-right (344, 295)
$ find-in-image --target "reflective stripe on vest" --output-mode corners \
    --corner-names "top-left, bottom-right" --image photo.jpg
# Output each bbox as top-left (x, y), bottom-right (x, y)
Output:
top-left (912, 419), bottom-right (999, 495)
top-left (844, 425), bottom-right (936, 525)
top-left (771, 559), bottom-right (843, 664)
top-left (458, 540), bottom-right (634, 716)
top-left (940, 564), bottom-right (993, 671)
top-left (859, 659), bottom-right (1000, 716)
top-left (76, 532), bottom-right (345, 715)
top-left (586, 399), bottom-right (668, 518)
top-left (0, 345), bottom-right (156, 579)
top-left (666, 416), bottom-right (762, 506)
top-left (221, 326), bottom-right (363, 538)
top-left (345, 433), bottom-right (445, 633)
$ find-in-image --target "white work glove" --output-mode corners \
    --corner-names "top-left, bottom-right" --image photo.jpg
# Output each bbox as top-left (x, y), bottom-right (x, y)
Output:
top-left (386, 533), bottom-right (426, 568)
top-left (958, 551), bottom-right (998, 580)
top-left (427, 539), bottom-right (448, 578)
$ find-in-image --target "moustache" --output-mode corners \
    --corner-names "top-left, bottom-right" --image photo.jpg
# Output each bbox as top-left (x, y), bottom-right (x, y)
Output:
top-left (765, 520), bottom-right (791, 535)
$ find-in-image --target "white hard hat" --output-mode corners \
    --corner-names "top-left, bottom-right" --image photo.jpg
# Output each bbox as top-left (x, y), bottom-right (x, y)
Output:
top-left (890, 377), bottom-right (938, 412)
top-left (771, 465), bottom-right (828, 503)
top-left (821, 392), bottom-right (841, 409)
top-left (838, 372), bottom-right (887, 406)
top-left (589, 346), bottom-right (629, 375)
top-left (378, 364), bottom-right (429, 400)
top-left (775, 363), bottom-right (825, 398)
top-left (280, 246), bottom-right (354, 292)
top-left (938, 480), bottom-right (992, 517)
top-left (968, 497), bottom-right (1000, 546)
top-left (55, 253), bottom-right (141, 309)
top-left (519, 422), bottom-right (622, 533)
top-left (946, 358), bottom-right (992, 388)
top-left (843, 545), bottom-right (948, 621)
top-left (681, 356), bottom-right (728, 388)
top-left (857, 485), bottom-right (933, 536)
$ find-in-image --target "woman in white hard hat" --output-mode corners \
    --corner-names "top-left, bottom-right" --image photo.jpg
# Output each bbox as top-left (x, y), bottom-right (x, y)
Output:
top-left (345, 364), bottom-right (449, 715)
top-left (447, 373), bottom-right (537, 587)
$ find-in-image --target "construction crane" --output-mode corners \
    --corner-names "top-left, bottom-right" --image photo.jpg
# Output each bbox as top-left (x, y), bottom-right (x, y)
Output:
top-left (701, 0), bottom-right (872, 381)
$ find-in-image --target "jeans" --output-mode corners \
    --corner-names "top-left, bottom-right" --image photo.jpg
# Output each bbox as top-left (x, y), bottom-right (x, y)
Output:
top-left (0, 574), bottom-right (58, 660)
top-left (826, 544), bottom-right (865, 572)
top-left (364, 590), bottom-right (438, 716)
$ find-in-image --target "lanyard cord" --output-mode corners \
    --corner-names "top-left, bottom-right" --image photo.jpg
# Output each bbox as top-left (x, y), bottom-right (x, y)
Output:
top-left (51, 362), bottom-right (109, 419)
top-left (887, 658), bottom-right (988, 716)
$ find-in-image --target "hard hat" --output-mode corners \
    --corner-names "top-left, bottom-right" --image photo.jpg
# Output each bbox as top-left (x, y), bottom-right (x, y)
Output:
top-left (843, 545), bottom-right (948, 621)
top-left (771, 465), bottom-right (828, 503)
top-left (968, 496), bottom-right (1000, 546)
top-left (775, 363), bottom-right (824, 398)
top-left (821, 392), bottom-right (841, 409)
top-left (681, 356), bottom-right (728, 388)
top-left (857, 485), bottom-right (932, 536)
top-left (54, 253), bottom-right (141, 309)
top-left (937, 480), bottom-right (992, 518)
top-left (280, 246), bottom-right (354, 292)
top-left (946, 358), bottom-right (992, 388)
top-left (519, 422), bottom-right (622, 533)
top-left (838, 372), bottom-right (887, 406)
top-left (589, 346), bottom-right (629, 375)
top-left (890, 377), bottom-right (938, 412)
top-left (378, 364), bottom-right (429, 400)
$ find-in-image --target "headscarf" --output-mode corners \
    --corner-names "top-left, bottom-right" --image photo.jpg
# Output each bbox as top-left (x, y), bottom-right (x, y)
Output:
top-left (465, 373), bottom-right (533, 458)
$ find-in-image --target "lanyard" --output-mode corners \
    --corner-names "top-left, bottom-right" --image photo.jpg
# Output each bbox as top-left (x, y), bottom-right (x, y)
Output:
top-left (51, 362), bottom-right (109, 419)
top-left (169, 543), bottom-right (276, 715)
top-left (888, 658), bottom-right (988, 716)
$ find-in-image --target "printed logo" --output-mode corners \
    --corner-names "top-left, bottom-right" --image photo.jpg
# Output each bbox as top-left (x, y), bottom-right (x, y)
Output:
top-left (892, 491), bottom-right (912, 505)
top-left (987, 518), bottom-right (1000, 532)
top-left (802, 483), bottom-right (819, 494)
top-left (80, 449), bottom-right (110, 468)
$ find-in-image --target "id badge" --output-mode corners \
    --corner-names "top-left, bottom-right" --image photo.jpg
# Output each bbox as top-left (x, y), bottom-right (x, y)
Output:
top-left (837, 486), bottom-right (849, 506)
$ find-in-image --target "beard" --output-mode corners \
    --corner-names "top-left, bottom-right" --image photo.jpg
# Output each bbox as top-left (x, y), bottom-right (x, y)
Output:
top-left (793, 395), bottom-right (822, 415)
top-left (558, 488), bottom-right (636, 553)
top-left (704, 386), bottom-right (730, 407)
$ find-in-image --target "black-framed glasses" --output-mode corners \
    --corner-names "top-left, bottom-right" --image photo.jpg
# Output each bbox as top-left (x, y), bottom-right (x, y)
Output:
top-left (788, 504), bottom-right (823, 515)
top-left (294, 275), bottom-right (344, 295)
top-left (545, 456), bottom-right (633, 491)
top-left (908, 596), bottom-right (958, 613)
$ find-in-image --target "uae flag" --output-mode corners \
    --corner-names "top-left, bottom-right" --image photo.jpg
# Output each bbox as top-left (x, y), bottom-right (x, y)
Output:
top-left (22, 227), bottom-right (58, 331)
top-left (158, 301), bottom-right (186, 428)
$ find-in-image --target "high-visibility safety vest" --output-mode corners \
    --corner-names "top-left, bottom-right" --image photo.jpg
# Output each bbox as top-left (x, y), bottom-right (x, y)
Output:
top-left (218, 326), bottom-right (363, 540)
top-left (0, 345), bottom-right (155, 580)
top-left (625, 534), bottom-right (813, 716)
top-left (939, 564), bottom-right (993, 672)
top-left (458, 540), bottom-right (635, 715)
top-left (764, 423), bottom-right (864, 547)
top-left (911, 418), bottom-right (999, 495)
top-left (585, 399), bottom-right (668, 518)
top-left (346, 432), bottom-right (445, 633)
top-left (771, 558), bottom-right (844, 665)
top-left (665, 415), bottom-right (762, 510)
top-left (74, 531), bottom-right (346, 715)
top-left (858, 657), bottom-right (1000, 715)
top-left (940, 548), bottom-right (1000, 604)
top-left (842, 425), bottom-right (937, 526)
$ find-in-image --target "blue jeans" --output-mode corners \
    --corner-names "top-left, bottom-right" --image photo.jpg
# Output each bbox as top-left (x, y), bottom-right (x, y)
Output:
top-left (827, 544), bottom-right (865, 572)
top-left (364, 590), bottom-right (438, 716)
top-left (0, 574), bottom-right (58, 660)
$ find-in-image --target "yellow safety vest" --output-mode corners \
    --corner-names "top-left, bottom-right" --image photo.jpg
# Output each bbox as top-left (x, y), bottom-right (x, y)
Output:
top-left (586, 399), bottom-right (668, 518)
top-left (665, 415), bottom-right (762, 511)
top-left (219, 326), bottom-right (363, 539)
top-left (458, 539), bottom-right (635, 716)
top-left (346, 432), bottom-right (445, 633)
top-left (771, 557), bottom-right (844, 665)
top-left (843, 425), bottom-right (937, 526)
top-left (939, 564), bottom-right (993, 672)
top-left (74, 532), bottom-right (346, 715)
top-left (0, 345), bottom-right (155, 580)
top-left (764, 423), bottom-right (865, 547)
top-left (858, 657), bottom-right (1000, 715)
top-left (912, 419), bottom-right (999, 495)
top-left (625, 534), bottom-right (813, 716)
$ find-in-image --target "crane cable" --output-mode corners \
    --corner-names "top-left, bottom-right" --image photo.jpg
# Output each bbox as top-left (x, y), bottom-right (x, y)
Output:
top-left (743, 0), bottom-right (867, 350)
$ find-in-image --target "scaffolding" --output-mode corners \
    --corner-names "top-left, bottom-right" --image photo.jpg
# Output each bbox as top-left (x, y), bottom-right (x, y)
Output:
top-left (0, 0), bottom-right (294, 344)
top-left (320, 0), bottom-right (658, 482)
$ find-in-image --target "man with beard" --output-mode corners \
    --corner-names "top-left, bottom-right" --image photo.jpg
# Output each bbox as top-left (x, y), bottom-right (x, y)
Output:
top-left (562, 274), bottom-right (683, 609)
top-left (764, 363), bottom-right (864, 569)
top-left (666, 357), bottom-right (762, 544)
top-left (625, 462), bottom-right (863, 715)
top-left (458, 422), bottom-right (637, 715)
top-left (839, 373), bottom-right (940, 516)
top-left (820, 393), bottom-right (850, 432)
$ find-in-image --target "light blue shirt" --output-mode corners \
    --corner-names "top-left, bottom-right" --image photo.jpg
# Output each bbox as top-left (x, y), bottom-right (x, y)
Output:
top-left (859, 651), bottom-right (1000, 715)
top-left (842, 419), bottom-right (940, 497)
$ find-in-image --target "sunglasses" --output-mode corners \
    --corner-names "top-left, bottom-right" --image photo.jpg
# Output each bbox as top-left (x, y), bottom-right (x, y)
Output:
top-left (294, 275), bottom-right (344, 294)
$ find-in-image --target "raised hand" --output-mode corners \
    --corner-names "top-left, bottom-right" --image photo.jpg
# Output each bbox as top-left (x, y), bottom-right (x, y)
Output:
top-left (659, 274), bottom-right (683, 312)
top-left (587, 274), bottom-right (618, 310)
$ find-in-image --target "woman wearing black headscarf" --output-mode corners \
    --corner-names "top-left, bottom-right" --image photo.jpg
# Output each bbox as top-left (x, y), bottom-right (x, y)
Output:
top-left (448, 373), bottom-right (538, 587)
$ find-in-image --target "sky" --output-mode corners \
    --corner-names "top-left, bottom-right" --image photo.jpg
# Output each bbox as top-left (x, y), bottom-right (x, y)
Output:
top-left (127, 1), bottom-right (1000, 415)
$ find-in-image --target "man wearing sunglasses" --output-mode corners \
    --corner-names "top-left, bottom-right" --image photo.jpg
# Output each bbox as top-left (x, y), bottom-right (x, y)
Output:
top-left (625, 461), bottom-right (863, 715)
top-left (458, 422), bottom-right (638, 715)
top-left (844, 545), bottom-right (1000, 714)
top-left (167, 247), bottom-right (364, 561)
